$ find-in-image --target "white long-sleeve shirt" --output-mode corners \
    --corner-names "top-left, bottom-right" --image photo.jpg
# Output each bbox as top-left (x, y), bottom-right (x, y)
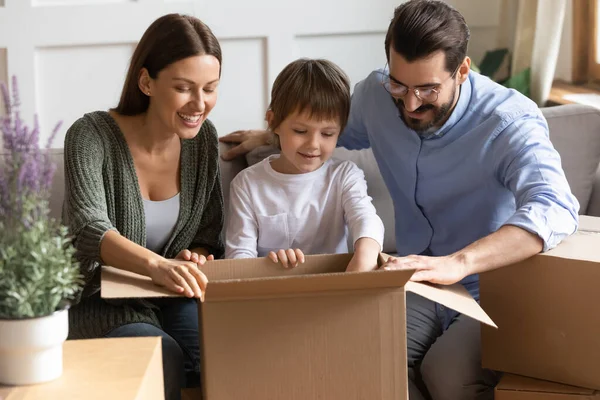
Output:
top-left (225, 155), bottom-right (384, 259)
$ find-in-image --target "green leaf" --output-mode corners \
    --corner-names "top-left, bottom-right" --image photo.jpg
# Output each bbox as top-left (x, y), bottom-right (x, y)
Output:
top-left (0, 218), bottom-right (83, 319)
top-left (478, 48), bottom-right (509, 78)
top-left (501, 67), bottom-right (531, 98)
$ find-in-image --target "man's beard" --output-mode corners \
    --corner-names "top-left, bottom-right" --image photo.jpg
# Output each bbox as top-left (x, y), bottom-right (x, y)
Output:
top-left (393, 85), bottom-right (456, 135)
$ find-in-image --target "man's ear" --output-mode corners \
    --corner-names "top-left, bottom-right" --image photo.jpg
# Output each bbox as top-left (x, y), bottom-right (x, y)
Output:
top-left (457, 56), bottom-right (471, 84)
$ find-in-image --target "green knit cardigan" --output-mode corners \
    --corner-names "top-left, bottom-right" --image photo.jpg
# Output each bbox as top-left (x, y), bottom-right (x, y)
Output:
top-left (62, 111), bottom-right (224, 339)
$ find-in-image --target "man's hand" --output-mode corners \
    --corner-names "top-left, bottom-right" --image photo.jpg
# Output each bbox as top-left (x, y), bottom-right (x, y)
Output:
top-left (268, 249), bottom-right (305, 269)
top-left (219, 129), bottom-right (270, 161)
top-left (175, 249), bottom-right (214, 267)
top-left (381, 254), bottom-right (469, 285)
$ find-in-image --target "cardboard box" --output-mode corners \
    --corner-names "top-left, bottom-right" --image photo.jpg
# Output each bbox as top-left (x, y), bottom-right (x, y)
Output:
top-left (0, 337), bottom-right (163, 400)
top-left (102, 253), bottom-right (495, 400)
top-left (481, 217), bottom-right (600, 390)
top-left (496, 374), bottom-right (600, 399)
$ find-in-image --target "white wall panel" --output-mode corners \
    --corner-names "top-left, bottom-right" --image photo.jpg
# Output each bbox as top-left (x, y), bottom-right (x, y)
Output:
top-left (209, 38), bottom-right (268, 135)
top-left (294, 33), bottom-right (387, 91)
top-left (450, 0), bottom-right (502, 28)
top-left (33, 0), bottom-right (133, 5)
top-left (35, 44), bottom-right (134, 147)
top-left (0, 0), bottom-right (502, 143)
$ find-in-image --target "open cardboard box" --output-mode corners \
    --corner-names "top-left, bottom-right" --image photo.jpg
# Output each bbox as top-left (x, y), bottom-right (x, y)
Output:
top-left (102, 253), bottom-right (495, 400)
top-left (481, 215), bottom-right (600, 390)
top-left (496, 374), bottom-right (600, 400)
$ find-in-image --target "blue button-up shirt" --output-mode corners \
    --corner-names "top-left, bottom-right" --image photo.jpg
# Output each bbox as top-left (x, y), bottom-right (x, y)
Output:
top-left (339, 70), bottom-right (580, 290)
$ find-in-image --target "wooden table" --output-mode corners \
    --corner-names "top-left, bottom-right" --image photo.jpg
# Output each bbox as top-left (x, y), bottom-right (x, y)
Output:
top-left (548, 80), bottom-right (600, 106)
top-left (0, 337), bottom-right (163, 400)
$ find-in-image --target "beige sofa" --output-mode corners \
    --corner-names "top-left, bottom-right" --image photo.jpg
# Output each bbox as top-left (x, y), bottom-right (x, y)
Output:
top-left (37, 104), bottom-right (600, 255)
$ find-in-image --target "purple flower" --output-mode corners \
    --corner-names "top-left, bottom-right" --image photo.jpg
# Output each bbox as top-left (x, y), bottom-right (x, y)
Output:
top-left (0, 75), bottom-right (62, 228)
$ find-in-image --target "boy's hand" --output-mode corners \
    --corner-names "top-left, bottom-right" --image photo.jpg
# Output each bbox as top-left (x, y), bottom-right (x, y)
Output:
top-left (268, 249), bottom-right (305, 268)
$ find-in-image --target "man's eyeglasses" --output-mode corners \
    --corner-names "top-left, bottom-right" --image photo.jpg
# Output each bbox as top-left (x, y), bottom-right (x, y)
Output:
top-left (379, 64), bottom-right (460, 104)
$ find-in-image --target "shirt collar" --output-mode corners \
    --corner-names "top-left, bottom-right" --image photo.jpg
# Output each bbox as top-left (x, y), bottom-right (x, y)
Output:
top-left (421, 73), bottom-right (473, 140)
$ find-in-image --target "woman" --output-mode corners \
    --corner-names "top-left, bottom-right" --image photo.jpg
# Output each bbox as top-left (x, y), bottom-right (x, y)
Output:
top-left (62, 14), bottom-right (223, 400)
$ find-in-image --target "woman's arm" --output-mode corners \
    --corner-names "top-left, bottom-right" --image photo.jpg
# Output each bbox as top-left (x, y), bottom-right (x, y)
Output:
top-left (63, 118), bottom-right (206, 299)
top-left (101, 231), bottom-right (207, 298)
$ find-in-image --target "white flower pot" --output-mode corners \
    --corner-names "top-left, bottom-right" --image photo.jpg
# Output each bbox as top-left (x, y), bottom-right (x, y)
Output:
top-left (0, 309), bottom-right (69, 385)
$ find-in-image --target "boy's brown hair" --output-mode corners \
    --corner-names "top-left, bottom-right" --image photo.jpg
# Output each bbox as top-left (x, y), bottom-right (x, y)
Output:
top-left (267, 59), bottom-right (351, 148)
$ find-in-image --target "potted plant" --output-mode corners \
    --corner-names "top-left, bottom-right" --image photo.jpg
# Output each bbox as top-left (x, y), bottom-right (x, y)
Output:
top-left (0, 76), bottom-right (82, 385)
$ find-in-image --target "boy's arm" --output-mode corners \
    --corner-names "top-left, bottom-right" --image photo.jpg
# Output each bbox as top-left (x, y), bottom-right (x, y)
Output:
top-left (225, 182), bottom-right (260, 259)
top-left (347, 238), bottom-right (380, 272)
top-left (340, 162), bottom-right (385, 271)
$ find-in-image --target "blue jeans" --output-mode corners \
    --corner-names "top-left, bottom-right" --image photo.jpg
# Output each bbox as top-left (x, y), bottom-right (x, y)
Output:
top-left (105, 298), bottom-right (200, 400)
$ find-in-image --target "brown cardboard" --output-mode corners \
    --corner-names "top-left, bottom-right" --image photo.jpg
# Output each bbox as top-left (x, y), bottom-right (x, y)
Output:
top-left (481, 226), bottom-right (600, 390)
top-left (102, 253), bottom-right (495, 400)
top-left (495, 374), bottom-right (600, 399)
top-left (0, 337), bottom-right (163, 400)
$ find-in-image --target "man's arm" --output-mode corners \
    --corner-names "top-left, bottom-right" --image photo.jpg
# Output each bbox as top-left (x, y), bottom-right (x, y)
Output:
top-left (384, 114), bottom-right (579, 284)
top-left (383, 225), bottom-right (542, 284)
top-left (219, 129), bottom-right (271, 161)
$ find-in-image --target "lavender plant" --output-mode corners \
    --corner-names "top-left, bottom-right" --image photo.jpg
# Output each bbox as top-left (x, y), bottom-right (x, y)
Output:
top-left (0, 76), bottom-right (82, 319)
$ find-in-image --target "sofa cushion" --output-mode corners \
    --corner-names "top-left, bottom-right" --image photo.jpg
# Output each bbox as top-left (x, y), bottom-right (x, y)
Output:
top-left (47, 149), bottom-right (66, 221)
top-left (543, 104), bottom-right (600, 214)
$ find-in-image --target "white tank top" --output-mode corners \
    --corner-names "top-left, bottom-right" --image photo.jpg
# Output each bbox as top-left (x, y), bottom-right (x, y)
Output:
top-left (142, 193), bottom-right (180, 253)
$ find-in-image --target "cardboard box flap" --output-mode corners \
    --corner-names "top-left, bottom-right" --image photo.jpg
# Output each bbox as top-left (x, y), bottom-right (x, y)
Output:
top-left (541, 230), bottom-right (600, 262)
top-left (102, 254), bottom-right (354, 299)
top-left (205, 268), bottom-right (414, 300)
top-left (201, 253), bottom-right (353, 280)
top-left (102, 267), bottom-right (175, 299)
top-left (498, 374), bottom-right (596, 395)
top-left (405, 281), bottom-right (497, 328)
top-left (101, 260), bottom-right (415, 300)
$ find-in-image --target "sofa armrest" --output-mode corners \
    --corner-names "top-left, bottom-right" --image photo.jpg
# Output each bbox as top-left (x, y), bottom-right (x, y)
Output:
top-left (585, 165), bottom-right (600, 217)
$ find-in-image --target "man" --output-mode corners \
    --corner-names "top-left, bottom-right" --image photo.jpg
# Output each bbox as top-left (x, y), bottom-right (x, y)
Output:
top-left (220, 1), bottom-right (579, 398)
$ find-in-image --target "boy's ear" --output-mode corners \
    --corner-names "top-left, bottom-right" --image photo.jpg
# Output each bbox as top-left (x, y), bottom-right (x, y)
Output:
top-left (265, 110), bottom-right (275, 129)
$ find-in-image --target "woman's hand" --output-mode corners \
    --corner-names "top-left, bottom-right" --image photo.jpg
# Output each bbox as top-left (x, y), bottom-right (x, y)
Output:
top-left (148, 258), bottom-right (209, 300)
top-left (268, 249), bottom-right (305, 269)
top-left (175, 249), bottom-right (214, 266)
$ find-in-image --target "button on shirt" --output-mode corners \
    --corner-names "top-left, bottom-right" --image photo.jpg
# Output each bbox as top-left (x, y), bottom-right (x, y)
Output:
top-left (339, 70), bottom-right (579, 290)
